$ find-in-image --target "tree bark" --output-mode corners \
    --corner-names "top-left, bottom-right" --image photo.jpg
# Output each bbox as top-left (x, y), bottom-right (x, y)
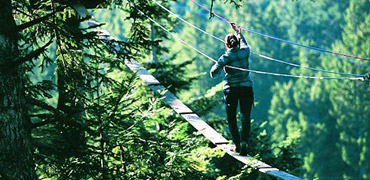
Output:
top-left (0, 0), bottom-right (37, 179)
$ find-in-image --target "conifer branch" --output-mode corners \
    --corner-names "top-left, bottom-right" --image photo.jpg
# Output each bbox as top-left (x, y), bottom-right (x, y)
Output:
top-left (9, 38), bottom-right (53, 69)
top-left (15, 6), bottom-right (65, 32)
top-left (31, 118), bottom-right (59, 129)
top-left (26, 97), bottom-right (65, 116)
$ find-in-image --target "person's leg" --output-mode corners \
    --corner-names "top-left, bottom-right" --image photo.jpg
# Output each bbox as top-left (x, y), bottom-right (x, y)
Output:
top-left (239, 87), bottom-right (254, 155)
top-left (224, 88), bottom-right (240, 151)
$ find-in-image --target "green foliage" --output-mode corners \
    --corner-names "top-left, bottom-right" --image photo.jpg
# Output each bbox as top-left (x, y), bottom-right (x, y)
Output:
top-left (208, 120), bottom-right (301, 180)
top-left (267, 0), bottom-right (370, 179)
top-left (163, 0), bottom-right (369, 179)
top-left (8, 0), bottom-right (367, 179)
top-left (8, 0), bottom-right (229, 179)
top-left (147, 57), bottom-right (199, 94)
top-left (182, 80), bottom-right (301, 178)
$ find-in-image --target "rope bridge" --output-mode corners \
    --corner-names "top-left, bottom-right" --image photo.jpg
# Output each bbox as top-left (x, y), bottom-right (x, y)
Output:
top-left (73, 3), bottom-right (303, 180)
top-left (125, 59), bottom-right (302, 180)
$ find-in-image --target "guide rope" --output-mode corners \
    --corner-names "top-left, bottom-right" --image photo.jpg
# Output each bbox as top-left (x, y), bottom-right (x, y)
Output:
top-left (170, 3), bottom-right (370, 69)
top-left (136, 7), bottom-right (366, 81)
top-left (153, 0), bottom-right (364, 77)
top-left (189, 0), bottom-right (370, 61)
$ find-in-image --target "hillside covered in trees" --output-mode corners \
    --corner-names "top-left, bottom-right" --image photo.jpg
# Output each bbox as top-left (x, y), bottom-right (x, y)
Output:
top-left (0, 0), bottom-right (369, 179)
top-left (167, 0), bottom-right (370, 179)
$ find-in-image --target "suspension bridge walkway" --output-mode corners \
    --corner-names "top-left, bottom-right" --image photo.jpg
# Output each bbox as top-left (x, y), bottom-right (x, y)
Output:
top-left (73, 3), bottom-right (303, 179)
top-left (125, 59), bottom-right (302, 180)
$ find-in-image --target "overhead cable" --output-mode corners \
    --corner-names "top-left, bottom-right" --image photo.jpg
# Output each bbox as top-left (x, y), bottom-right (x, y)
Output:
top-left (153, 0), bottom-right (364, 77)
top-left (154, 0), bottom-right (224, 42)
top-left (189, 0), bottom-right (370, 61)
top-left (136, 7), bottom-right (365, 81)
top-left (170, 2), bottom-right (370, 69)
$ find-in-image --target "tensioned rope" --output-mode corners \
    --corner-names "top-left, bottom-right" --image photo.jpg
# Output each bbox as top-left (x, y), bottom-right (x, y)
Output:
top-left (170, 3), bottom-right (370, 69)
top-left (189, 0), bottom-right (370, 61)
top-left (153, 0), bottom-right (364, 77)
top-left (135, 7), bottom-right (366, 81)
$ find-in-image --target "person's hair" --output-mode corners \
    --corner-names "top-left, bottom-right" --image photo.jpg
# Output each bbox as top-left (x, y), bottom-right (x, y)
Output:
top-left (224, 34), bottom-right (238, 48)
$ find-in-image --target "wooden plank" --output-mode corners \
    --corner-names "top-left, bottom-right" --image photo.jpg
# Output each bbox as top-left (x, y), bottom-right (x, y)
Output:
top-left (125, 59), bottom-right (142, 72)
top-left (139, 73), bottom-right (161, 86)
top-left (128, 77), bottom-right (193, 114)
top-left (161, 91), bottom-right (194, 114)
top-left (267, 170), bottom-right (302, 180)
top-left (217, 144), bottom-right (302, 180)
top-left (125, 60), bottom-right (161, 86)
top-left (149, 85), bottom-right (167, 95)
top-left (180, 113), bottom-right (210, 131)
top-left (181, 114), bottom-right (229, 144)
top-left (200, 128), bottom-right (230, 144)
top-left (150, 85), bottom-right (194, 114)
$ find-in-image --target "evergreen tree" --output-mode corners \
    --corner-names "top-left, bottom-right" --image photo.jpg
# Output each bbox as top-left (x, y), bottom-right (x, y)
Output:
top-left (0, 0), bottom-right (216, 179)
top-left (268, 0), bottom-right (369, 179)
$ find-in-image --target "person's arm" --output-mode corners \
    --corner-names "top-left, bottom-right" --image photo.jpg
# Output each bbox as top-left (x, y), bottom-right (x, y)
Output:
top-left (210, 54), bottom-right (228, 78)
top-left (237, 32), bottom-right (249, 49)
top-left (230, 23), bottom-right (249, 49)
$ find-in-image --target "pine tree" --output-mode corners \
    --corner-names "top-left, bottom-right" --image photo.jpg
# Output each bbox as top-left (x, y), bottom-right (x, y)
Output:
top-left (268, 0), bottom-right (369, 179)
top-left (0, 0), bottom-right (212, 179)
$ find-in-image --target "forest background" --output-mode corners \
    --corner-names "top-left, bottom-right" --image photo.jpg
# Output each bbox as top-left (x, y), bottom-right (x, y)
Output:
top-left (0, 0), bottom-right (369, 179)
top-left (94, 0), bottom-right (369, 179)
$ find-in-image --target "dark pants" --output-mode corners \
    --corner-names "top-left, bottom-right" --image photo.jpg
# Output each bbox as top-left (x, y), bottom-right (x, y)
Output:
top-left (224, 86), bottom-right (254, 147)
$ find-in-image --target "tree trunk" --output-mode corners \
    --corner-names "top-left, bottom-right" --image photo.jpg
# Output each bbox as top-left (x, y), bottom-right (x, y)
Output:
top-left (150, 21), bottom-right (158, 65)
top-left (0, 0), bottom-right (37, 179)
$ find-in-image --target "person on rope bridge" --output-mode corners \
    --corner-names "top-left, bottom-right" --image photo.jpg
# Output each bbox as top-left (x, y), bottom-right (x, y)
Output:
top-left (210, 22), bottom-right (253, 156)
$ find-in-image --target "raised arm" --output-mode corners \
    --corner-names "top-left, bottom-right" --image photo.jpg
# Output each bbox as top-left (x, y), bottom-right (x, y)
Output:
top-left (230, 23), bottom-right (249, 49)
top-left (238, 33), bottom-right (249, 49)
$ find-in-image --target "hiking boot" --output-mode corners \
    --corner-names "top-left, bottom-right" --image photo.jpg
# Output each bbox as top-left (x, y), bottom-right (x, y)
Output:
top-left (239, 142), bottom-right (248, 156)
top-left (231, 144), bottom-right (241, 153)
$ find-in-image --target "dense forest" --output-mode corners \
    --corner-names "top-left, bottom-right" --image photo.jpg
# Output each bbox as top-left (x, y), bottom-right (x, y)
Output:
top-left (168, 0), bottom-right (370, 179)
top-left (0, 0), bottom-right (369, 179)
